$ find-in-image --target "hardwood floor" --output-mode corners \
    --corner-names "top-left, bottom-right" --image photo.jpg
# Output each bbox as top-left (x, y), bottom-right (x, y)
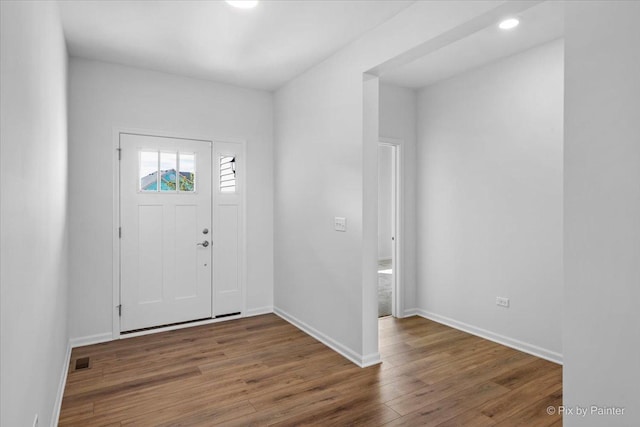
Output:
top-left (59, 314), bottom-right (562, 426)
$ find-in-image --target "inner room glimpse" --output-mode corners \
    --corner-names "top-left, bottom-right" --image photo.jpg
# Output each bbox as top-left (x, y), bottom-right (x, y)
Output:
top-left (374, 0), bottom-right (564, 385)
top-left (377, 143), bottom-right (394, 318)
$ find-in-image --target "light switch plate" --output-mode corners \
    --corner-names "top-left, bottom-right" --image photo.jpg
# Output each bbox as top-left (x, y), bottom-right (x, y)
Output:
top-left (334, 217), bottom-right (346, 232)
top-left (496, 297), bottom-right (510, 308)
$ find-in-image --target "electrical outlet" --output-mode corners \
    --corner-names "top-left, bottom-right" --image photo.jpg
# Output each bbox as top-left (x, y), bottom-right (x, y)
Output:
top-left (33, 414), bottom-right (38, 427)
top-left (496, 297), bottom-right (510, 308)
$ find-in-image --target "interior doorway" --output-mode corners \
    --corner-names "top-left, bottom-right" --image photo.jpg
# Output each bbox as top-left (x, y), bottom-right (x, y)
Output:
top-left (378, 139), bottom-right (401, 318)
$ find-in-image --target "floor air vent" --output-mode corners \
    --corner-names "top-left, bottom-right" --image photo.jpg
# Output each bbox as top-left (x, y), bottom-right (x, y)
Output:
top-left (75, 357), bottom-right (90, 370)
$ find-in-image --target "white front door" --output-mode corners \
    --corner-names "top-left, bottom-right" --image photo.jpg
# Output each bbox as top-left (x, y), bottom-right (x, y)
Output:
top-left (120, 133), bottom-right (212, 332)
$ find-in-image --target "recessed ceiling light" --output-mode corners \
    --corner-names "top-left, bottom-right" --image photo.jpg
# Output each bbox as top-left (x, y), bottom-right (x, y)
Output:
top-left (499, 18), bottom-right (520, 30)
top-left (226, 0), bottom-right (258, 9)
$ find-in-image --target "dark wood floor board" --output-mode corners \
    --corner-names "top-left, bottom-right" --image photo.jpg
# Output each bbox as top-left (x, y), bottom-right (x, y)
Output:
top-left (91, 375), bottom-right (250, 418)
top-left (415, 348), bottom-right (535, 388)
top-left (376, 374), bottom-right (431, 403)
top-left (493, 389), bottom-right (563, 427)
top-left (490, 357), bottom-right (561, 390)
top-left (384, 381), bottom-right (511, 426)
top-left (380, 338), bottom-right (485, 371)
top-left (403, 327), bottom-right (471, 347)
top-left (383, 337), bottom-right (512, 382)
top-left (64, 357), bottom-right (202, 398)
top-left (219, 392), bottom-right (342, 427)
top-left (270, 400), bottom-right (401, 427)
top-left (434, 408), bottom-right (498, 427)
top-left (121, 396), bottom-right (257, 426)
top-left (58, 402), bottom-right (94, 425)
top-left (479, 369), bottom-right (562, 423)
top-left (63, 366), bottom-right (202, 406)
top-left (382, 333), bottom-right (477, 364)
top-left (59, 314), bottom-right (562, 426)
top-left (385, 356), bottom-right (531, 416)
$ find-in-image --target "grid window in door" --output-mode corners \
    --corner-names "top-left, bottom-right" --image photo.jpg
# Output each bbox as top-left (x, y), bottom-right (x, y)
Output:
top-left (160, 152), bottom-right (177, 191)
top-left (139, 150), bottom-right (196, 192)
top-left (179, 153), bottom-right (195, 192)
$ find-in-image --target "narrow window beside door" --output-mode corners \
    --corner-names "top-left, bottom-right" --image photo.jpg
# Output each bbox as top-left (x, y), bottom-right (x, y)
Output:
top-left (220, 155), bottom-right (236, 193)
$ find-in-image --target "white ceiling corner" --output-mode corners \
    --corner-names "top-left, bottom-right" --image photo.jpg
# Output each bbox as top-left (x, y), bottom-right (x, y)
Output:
top-left (380, 0), bottom-right (564, 89)
top-left (58, 0), bottom-right (415, 91)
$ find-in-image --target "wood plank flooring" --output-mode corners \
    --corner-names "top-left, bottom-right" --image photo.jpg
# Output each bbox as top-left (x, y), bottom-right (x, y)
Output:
top-left (59, 314), bottom-right (562, 426)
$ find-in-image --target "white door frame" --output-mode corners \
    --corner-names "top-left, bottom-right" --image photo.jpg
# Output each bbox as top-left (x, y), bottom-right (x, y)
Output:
top-left (379, 137), bottom-right (403, 317)
top-left (111, 127), bottom-right (247, 340)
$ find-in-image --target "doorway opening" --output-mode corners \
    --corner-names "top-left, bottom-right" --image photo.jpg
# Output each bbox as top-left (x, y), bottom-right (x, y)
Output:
top-left (369, 0), bottom-right (564, 366)
top-left (378, 139), bottom-right (401, 318)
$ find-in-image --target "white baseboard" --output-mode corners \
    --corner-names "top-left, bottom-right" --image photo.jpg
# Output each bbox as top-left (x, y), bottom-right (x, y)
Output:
top-left (244, 306), bottom-right (274, 317)
top-left (51, 341), bottom-right (71, 427)
top-left (274, 307), bottom-right (380, 368)
top-left (69, 332), bottom-right (113, 349)
top-left (403, 308), bottom-right (419, 317)
top-left (414, 309), bottom-right (563, 365)
top-left (76, 309), bottom-right (273, 344)
top-left (54, 332), bottom-right (110, 425)
top-left (361, 352), bottom-right (382, 368)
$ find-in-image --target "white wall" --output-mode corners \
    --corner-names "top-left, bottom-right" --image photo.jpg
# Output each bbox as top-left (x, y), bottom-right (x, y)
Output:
top-left (0, 1), bottom-right (69, 426)
top-left (564, 1), bottom-right (640, 425)
top-left (274, 1), bottom-right (503, 363)
top-left (379, 83), bottom-right (418, 315)
top-left (415, 39), bottom-right (564, 360)
top-left (377, 145), bottom-right (393, 261)
top-left (68, 58), bottom-right (274, 340)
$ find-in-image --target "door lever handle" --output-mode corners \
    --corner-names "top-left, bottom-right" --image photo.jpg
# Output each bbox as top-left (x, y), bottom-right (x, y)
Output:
top-left (197, 240), bottom-right (209, 248)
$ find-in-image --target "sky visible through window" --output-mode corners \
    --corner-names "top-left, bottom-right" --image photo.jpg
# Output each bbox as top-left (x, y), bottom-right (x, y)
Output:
top-left (139, 151), bottom-right (196, 192)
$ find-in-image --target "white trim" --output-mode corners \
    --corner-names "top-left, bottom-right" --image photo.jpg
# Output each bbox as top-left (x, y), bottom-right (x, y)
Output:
top-left (274, 307), bottom-right (381, 368)
top-left (239, 138), bottom-right (248, 319)
top-left (360, 352), bottom-right (383, 368)
top-left (244, 306), bottom-right (274, 317)
top-left (112, 128), bottom-right (121, 339)
top-left (70, 307), bottom-right (269, 345)
top-left (414, 309), bottom-right (563, 365)
top-left (119, 316), bottom-right (241, 339)
top-left (51, 342), bottom-right (71, 427)
top-left (69, 332), bottom-right (113, 349)
top-left (402, 308), bottom-right (419, 318)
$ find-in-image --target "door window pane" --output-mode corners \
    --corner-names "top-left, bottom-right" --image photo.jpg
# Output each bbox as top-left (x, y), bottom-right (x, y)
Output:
top-left (140, 151), bottom-right (159, 191)
top-left (179, 153), bottom-right (196, 192)
top-left (139, 150), bottom-right (198, 193)
top-left (159, 152), bottom-right (177, 191)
